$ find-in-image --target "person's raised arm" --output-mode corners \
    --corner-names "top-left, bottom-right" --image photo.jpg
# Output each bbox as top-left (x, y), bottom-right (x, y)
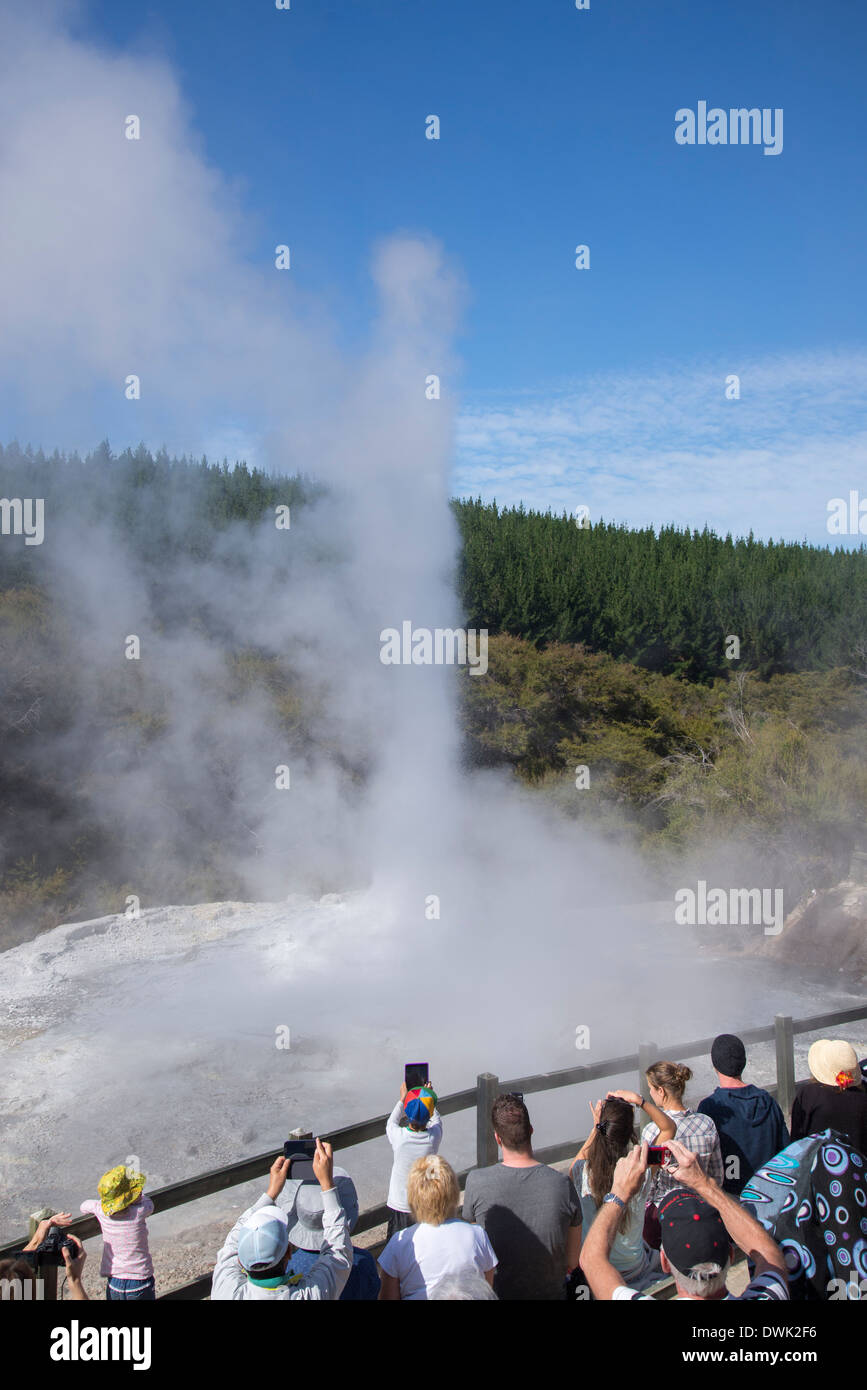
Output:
top-left (61, 1236), bottom-right (89, 1301)
top-left (306, 1139), bottom-right (352, 1300)
top-left (572, 1099), bottom-right (603, 1168)
top-left (664, 1138), bottom-right (787, 1280)
top-left (581, 1144), bottom-right (650, 1301)
top-left (22, 1212), bottom-right (74, 1251)
top-left (608, 1089), bottom-right (676, 1143)
top-left (266, 1154), bottom-right (291, 1203)
top-left (386, 1084), bottom-right (406, 1145)
top-left (427, 1083), bottom-right (443, 1143)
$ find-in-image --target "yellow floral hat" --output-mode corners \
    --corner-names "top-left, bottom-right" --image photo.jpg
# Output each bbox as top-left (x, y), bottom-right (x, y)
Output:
top-left (98, 1164), bottom-right (146, 1216)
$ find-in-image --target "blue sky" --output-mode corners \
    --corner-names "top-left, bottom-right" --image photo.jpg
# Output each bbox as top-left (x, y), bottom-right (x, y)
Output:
top-left (83, 0), bottom-right (866, 382)
top-left (1, 0), bottom-right (866, 541)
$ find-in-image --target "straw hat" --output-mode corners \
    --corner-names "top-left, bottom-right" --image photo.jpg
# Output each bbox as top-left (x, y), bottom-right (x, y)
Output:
top-left (807, 1039), bottom-right (859, 1090)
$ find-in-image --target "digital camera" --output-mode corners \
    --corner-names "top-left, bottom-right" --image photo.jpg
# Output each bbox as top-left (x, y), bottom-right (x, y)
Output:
top-left (34, 1228), bottom-right (78, 1267)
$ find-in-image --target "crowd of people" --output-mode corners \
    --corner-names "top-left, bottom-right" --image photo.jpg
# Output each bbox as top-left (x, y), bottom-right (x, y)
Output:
top-left (3, 1032), bottom-right (866, 1302)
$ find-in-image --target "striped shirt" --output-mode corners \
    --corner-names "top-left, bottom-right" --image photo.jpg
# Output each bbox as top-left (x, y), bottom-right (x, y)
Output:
top-left (641, 1107), bottom-right (724, 1201)
top-left (614, 1268), bottom-right (789, 1301)
top-left (80, 1196), bottom-right (154, 1279)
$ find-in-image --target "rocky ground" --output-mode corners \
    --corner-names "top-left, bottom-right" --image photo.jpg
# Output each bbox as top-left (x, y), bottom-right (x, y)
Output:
top-left (754, 869), bottom-right (867, 978)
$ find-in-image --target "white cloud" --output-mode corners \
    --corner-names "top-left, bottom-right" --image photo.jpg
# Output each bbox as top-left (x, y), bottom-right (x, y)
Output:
top-left (455, 351), bottom-right (867, 544)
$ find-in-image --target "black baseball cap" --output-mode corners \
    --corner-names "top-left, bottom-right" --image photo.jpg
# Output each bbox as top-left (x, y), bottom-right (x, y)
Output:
top-left (658, 1190), bottom-right (730, 1275)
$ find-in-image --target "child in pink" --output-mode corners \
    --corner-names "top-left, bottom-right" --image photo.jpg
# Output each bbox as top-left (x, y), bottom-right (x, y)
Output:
top-left (80, 1164), bottom-right (155, 1300)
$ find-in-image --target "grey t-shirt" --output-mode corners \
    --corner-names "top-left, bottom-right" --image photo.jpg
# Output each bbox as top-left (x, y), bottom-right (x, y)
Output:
top-left (462, 1162), bottom-right (581, 1300)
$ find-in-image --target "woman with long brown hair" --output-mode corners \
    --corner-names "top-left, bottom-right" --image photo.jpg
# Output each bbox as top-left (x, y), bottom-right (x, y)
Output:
top-left (570, 1088), bottom-right (675, 1291)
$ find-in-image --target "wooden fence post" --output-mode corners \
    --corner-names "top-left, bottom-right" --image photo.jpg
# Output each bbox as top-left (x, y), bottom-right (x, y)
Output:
top-left (476, 1073), bottom-right (499, 1168)
top-left (774, 1014), bottom-right (795, 1124)
top-left (637, 1041), bottom-right (658, 1133)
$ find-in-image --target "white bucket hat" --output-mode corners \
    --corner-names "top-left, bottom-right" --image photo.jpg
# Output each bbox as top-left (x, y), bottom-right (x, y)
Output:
top-left (278, 1167), bottom-right (359, 1252)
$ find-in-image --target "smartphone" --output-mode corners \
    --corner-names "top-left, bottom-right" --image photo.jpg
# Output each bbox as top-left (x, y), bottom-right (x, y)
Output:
top-left (405, 1062), bottom-right (429, 1089)
top-left (283, 1138), bottom-right (316, 1181)
top-left (647, 1145), bottom-right (669, 1166)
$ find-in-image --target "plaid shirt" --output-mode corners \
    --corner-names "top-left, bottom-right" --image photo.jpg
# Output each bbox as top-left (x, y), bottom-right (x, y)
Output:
top-left (641, 1107), bottom-right (723, 1203)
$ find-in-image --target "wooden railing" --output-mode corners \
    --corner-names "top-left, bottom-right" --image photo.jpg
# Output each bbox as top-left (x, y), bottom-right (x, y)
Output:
top-left (3, 1002), bottom-right (865, 1299)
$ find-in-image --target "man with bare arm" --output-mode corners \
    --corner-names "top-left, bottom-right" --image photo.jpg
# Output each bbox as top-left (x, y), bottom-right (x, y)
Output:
top-left (582, 1137), bottom-right (789, 1301)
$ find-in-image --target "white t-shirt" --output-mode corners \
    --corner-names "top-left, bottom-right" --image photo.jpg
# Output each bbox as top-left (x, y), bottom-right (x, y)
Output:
top-left (379, 1219), bottom-right (497, 1300)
